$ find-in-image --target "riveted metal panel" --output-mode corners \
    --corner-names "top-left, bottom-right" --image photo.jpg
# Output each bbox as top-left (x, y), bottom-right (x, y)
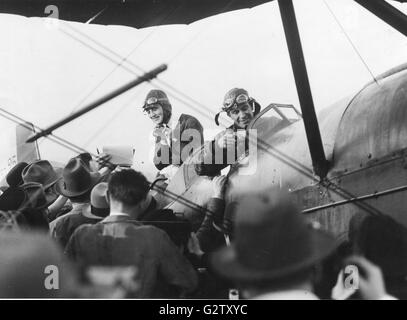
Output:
top-left (333, 67), bottom-right (407, 173)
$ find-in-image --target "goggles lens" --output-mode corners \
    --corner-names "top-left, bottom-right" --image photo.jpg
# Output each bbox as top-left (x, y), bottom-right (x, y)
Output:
top-left (146, 97), bottom-right (159, 106)
top-left (143, 96), bottom-right (168, 114)
top-left (235, 94), bottom-right (249, 104)
top-left (223, 94), bottom-right (250, 110)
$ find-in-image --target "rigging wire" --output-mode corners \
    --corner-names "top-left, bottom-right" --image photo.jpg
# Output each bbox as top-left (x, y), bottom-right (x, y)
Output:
top-left (166, 0), bottom-right (238, 64)
top-left (0, 109), bottom-right (89, 155)
top-left (323, 0), bottom-right (379, 85)
top-left (70, 4), bottom-right (182, 115)
top-left (81, 89), bottom-right (140, 148)
top-left (61, 22), bottom-right (229, 126)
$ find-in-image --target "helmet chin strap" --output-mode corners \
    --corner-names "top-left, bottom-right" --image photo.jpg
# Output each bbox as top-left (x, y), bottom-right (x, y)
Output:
top-left (214, 112), bottom-right (222, 126)
top-left (162, 108), bottom-right (172, 125)
top-left (252, 100), bottom-right (261, 116)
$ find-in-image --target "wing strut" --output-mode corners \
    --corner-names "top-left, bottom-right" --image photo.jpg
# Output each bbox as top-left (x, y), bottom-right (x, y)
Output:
top-left (278, 0), bottom-right (329, 179)
top-left (354, 0), bottom-right (407, 38)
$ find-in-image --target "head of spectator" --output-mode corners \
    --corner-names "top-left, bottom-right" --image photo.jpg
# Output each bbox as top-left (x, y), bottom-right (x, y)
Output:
top-left (89, 182), bottom-right (109, 218)
top-left (55, 158), bottom-right (101, 203)
top-left (1, 183), bottom-right (50, 232)
top-left (348, 212), bottom-right (368, 243)
top-left (214, 88), bottom-right (261, 128)
top-left (6, 162), bottom-right (28, 187)
top-left (0, 231), bottom-right (78, 297)
top-left (211, 191), bottom-right (336, 299)
top-left (352, 214), bottom-right (407, 298)
top-left (0, 187), bottom-right (26, 211)
top-left (142, 89), bottom-right (172, 127)
top-left (313, 240), bottom-right (354, 299)
top-left (107, 169), bottom-right (151, 218)
top-left (22, 160), bottom-right (60, 204)
top-left (0, 184), bottom-right (49, 232)
top-left (22, 182), bottom-right (55, 209)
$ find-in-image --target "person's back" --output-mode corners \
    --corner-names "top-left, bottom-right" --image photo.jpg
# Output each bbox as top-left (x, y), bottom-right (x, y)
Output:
top-left (50, 158), bottom-right (103, 247)
top-left (66, 168), bottom-right (198, 298)
top-left (52, 202), bottom-right (105, 246)
top-left (67, 217), bottom-right (197, 298)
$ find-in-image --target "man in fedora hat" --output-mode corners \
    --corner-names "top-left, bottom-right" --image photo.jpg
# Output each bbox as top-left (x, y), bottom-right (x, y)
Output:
top-left (50, 158), bottom-right (104, 247)
top-left (21, 159), bottom-right (71, 219)
top-left (22, 160), bottom-right (60, 193)
top-left (87, 182), bottom-right (109, 218)
top-left (0, 186), bottom-right (26, 212)
top-left (0, 183), bottom-right (52, 231)
top-left (195, 88), bottom-right (261, 177)
top-left (211, 191), bottom-right (336, 299)
top-left (65, 169), bottom-right (198, 298)
top-left (211, 191), bottom-right (394, 299)
top-left (142, 89), bottom-right (203, 182)
top-left (20, 182), bottom-right (53, 231)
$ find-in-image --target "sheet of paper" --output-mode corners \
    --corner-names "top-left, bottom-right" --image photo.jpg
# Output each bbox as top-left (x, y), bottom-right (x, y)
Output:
top-left (102, 145), bottom-right (134, 166)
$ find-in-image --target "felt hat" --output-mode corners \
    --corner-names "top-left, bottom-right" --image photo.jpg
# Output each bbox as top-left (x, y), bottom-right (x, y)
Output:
top-left (90, 182), bottom-right (109, 217)
top-left (0, 187), bottom-right (26, 211)
top-left (211, 192), bottom-right (336, 282)
top-left (21, 182), bottom-right (52, 209)
top-left (22, 160), bottom-right (60, 190)
top-left (55, 158), bottom-right (101, 198)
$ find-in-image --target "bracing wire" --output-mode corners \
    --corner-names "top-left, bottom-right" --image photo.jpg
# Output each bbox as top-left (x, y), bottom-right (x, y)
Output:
top-left (70, 3), bottom-right (182, 115)
top-left (61, 22), bottom-right (232, 126)
top-left (323, 0), bottom-right (379, 85)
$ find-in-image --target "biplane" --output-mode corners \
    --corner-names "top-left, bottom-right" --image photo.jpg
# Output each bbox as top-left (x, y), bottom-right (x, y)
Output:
top-left (0, 0), bottom-right (407, 242)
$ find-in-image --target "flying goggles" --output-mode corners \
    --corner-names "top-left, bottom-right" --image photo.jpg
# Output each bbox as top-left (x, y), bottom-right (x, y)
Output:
top-left (143, 97), bottom-right (169, 111)
top-left (215, 94), bottom-right (260, 126)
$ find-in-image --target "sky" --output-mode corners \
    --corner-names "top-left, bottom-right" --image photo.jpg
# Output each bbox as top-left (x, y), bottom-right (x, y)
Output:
top-left (0, 0), bottom-right (406, 180)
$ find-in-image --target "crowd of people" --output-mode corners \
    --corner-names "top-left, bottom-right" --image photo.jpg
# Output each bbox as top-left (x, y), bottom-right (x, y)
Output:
top-left (0, 87), bottom-right (406, 299)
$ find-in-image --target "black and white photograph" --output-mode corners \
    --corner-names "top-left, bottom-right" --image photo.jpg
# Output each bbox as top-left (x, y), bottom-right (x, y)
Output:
top-left (0, 0), bottom-right (407, 306)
